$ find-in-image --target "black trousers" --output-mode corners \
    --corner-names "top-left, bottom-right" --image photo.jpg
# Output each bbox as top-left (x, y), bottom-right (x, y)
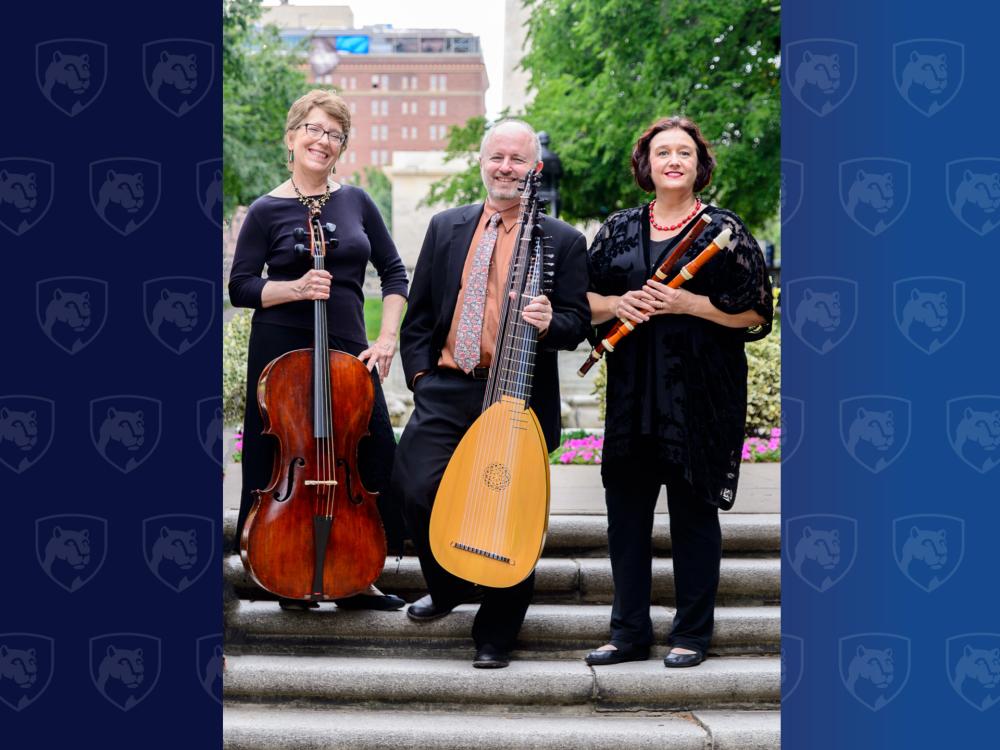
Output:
top-left (391, 368), bottom-right (534, 651)
top-left (604, 464), bottom-right (721, 654)
top-left (233, 322), bottom-right (406, 557)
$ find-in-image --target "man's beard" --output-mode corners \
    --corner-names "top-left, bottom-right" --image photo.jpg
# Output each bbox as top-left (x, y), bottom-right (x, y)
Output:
top-left (482, 168), bottom-right (521, 201)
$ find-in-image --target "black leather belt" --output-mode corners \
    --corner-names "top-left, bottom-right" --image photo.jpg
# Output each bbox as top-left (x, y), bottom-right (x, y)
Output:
top-left (443, 366), bottom-right (489, 380)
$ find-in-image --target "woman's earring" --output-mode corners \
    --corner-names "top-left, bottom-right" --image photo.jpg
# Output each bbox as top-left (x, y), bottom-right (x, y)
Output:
top-left (332, 162), bottom-right (337, 174)
top-left (287, 149), bottom-right (294, 164)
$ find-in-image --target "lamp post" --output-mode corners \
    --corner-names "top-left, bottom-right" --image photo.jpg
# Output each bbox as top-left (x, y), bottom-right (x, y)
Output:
top-left (537, 131), bottom-right (562, 218)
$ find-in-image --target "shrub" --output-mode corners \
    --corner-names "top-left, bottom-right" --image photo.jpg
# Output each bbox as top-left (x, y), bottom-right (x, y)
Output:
top-left (223, 308), bottom-right (253, 425)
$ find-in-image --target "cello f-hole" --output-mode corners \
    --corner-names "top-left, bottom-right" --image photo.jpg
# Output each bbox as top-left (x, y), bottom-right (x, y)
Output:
top-left (274, 456), bottom-right (306, 501)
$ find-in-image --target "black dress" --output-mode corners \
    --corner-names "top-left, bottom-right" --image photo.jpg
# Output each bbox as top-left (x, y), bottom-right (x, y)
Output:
top-left (587, 203), bottom-right (773, 509)
top-left (228, 185), bottom-right (409, 555)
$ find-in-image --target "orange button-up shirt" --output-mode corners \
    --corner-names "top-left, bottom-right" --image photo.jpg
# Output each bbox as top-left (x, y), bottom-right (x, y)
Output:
top-left (438, 202), bottom-right (521, 371)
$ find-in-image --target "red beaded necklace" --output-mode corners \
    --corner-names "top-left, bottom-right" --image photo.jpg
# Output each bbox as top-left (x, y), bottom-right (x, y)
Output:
top-left (649, 198), bottom-right (701, 232)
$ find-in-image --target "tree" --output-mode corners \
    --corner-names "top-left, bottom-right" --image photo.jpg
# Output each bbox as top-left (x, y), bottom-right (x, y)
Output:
top-left (223, 0), bottom-right (309, 220)
top-left (427, 0), bottom-right (780, 229)
top-left (359, 166), bottom-right (393, 233)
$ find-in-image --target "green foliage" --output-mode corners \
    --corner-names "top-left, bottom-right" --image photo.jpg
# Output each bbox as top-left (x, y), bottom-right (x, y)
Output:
top-left (223, 0), bottom-right (309, 220)
top-left (359, 166), bottom-right (393, 233)
top-left (364, 296), bottom-right (383, 341)
top-left (223, 308), bottom-right (253, 424)
top-left (423, 116), bottom-right (490, 208)
top-left (429, 0), bottom-right (780, 228)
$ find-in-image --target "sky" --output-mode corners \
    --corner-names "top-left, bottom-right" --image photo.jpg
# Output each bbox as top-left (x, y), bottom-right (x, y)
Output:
top-left (263, 0), bottom-right (508, 118)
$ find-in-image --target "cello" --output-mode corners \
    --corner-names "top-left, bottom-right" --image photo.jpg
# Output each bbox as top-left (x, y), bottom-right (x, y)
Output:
top-left (239, 213), bottom-right (387, 601)
top-left (429, 169), bottom-right (552, 588)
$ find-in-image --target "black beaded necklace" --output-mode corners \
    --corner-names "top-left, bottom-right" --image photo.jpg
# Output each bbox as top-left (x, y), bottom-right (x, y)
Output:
top-left (291, 177), bottom-right (331, 217)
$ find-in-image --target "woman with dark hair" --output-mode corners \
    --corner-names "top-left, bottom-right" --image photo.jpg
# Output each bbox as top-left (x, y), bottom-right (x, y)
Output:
top-left (583, 116), bottom-right (773, 667)
top-left (228, 89), bottom-right (409, 611)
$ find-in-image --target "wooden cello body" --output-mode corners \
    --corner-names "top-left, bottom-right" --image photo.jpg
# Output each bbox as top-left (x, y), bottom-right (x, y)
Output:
top-left (429, 170), bottom-right (551, 588)
top-left (240, 217), bottom-right (386, 601)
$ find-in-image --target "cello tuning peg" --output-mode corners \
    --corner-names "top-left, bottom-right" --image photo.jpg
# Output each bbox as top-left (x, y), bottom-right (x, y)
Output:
top-left (325, 237), bottom-right (339, 249)
top-left (293, 227), bottom-right (306, 240)
top-left (294, 243), bottom-right (310, 257)
top-left (323, 222), bottom-right (336, 234)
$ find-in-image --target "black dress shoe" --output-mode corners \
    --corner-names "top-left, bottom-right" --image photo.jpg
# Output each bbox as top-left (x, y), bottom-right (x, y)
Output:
top-left (473, 644), bottom-right (510, 669)
top-left (584, 642), bottom-right (650, 666)
top-left (278, 598), bottom-right (320, 611)
top-left (663, 649), bottom-right (705, 668)
top-left (334, 593), bottom-right (406, 611)
top-left (406, 594), bottom-right (456, 622)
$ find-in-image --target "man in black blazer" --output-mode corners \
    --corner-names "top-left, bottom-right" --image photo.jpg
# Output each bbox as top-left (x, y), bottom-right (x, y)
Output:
top-left (391, 119), bottom-right (590, 668)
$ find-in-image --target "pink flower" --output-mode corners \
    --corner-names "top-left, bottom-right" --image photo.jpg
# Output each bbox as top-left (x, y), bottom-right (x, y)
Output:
top-left (559, 451), bottom-right (576, 464)
top-left (579, 451), bottom-right (593, 461)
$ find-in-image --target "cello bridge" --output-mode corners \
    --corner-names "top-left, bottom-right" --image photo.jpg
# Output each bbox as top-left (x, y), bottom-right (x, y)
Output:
top-left (304, 480), bottom-right (338, 486)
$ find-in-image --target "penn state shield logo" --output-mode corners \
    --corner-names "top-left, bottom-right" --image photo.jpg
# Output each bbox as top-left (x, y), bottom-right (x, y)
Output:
top-left (893, 39), bottom-right (964, 117)
top-left (785, 276), bottom-right (858, 354)
top-left (781, 397), bottom-right (805, 463)
top-left (893, 514), bottom-right (964, 593)
top-left (142, 277), bottom-right (215, 354)
top-left (946, 633), bottom-right (1000, 712)
top-left (840, 395), bottom-right (912, 473)
top-left (781, 159), bottom-right (804, 224)
top-left (893, 277), bottom-right (964, 355)
top-left (0, 633), bottom-right (54, 712)
top-left (839, 158), bottom-right (911, 236)
top-left (195, 634), bottom-right (223, 705)
top-left (196, 397), bottom-right (223, 466)
top-left (0, 157), bottom-right (54, 236)
top-left (196, 159), bottom-right (223, 228)
top-left (89, 158), bottom-right (161, 236)
top-left (89, 395), bottom-right (161, 474)
top-left (143, 39), bottom-right (215, 117)
top-left (839, 633), bottom-right (911, 711)
top-left (0, 395), bottom-right (54, 474)
top-left (785, 38), bottom-right (858, 117)
top-left (785, 514), bottom-right (857, 593)
top-left (35, 276), bottom-right (108, 355)
top-left (142, 514), bottom-right (214, 593)
top-left (35, 38), bottom-right (107, 117)
top-left (782, 634), bottom-right (805, 701)
top-left (89, 633), bottom-right (161, 712)
top-left (35, 514), bottom-right (108, 593)
top-left (946, 157), bottom-right (1000, 236)
top-left (947, 395), bottom-right (1000, 474)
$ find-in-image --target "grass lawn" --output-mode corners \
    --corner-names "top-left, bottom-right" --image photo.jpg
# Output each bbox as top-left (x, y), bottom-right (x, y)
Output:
top-left (364, 297), bottom-right (383, 341)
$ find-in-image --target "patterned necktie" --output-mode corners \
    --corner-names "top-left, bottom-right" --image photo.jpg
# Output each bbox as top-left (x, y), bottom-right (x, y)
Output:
top-left (454, 212), bottom-right (503, 372)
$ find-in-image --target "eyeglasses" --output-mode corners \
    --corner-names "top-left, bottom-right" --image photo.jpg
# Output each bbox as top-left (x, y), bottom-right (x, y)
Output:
top-left (297, 122), bottom-right (346, 146)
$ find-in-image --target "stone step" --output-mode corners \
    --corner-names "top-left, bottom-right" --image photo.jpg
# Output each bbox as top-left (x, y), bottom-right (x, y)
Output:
top-left (224, 555), bottom-right (781, 606)
top-left (222, 510), bottom-right (780, 555)
top-left (224, 705), bottom-right (780, 750)
top-left (223, 654), bottom-right (779, 712)
top-left (226, 602), bottom-right (779, 656)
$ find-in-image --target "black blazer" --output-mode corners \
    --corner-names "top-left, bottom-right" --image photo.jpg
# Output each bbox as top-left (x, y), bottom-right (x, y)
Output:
top-left (400, 202), bottom-right (590, 452)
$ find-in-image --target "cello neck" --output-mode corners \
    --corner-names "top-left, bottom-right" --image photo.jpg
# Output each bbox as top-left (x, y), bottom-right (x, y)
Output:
top-left (309, 217), bottom-right (333, 439)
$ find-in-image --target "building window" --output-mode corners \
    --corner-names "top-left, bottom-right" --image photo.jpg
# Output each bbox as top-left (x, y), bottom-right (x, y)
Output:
top-left (440, 74), bottom-right (447, 90)
top-left (371, 150), bottom-right (378, 164)
top-left (411, 76), bottom-right (418, 89)
top-left (371, 74), bottom-right (380, 89)
top-left (371, 125), bottom-right (379, 141)
top-left (402, 102), bottom-right (408, 115)
top-left (411, 126), bottom-right (417, 139)
top-left (349, 152), bottom-right (356, 164)
top-left (341, 77), bottom-right (347, 89)
top-left (440, 100), bottom-right (447, 116)
top-left (429, 124), bottom-right (436, 141)
top-left (381, 150), bottom-right (388, 165)
top-left (350, 77), bottom-right (356, 90)
top-left (411, 101), bottom-right (418, 115)
top-left (402, 127), bottom-right (408, 140)
top-left (438, 125), bottom-right (448, 141)
top-left (381, 100), bottom-right (388, 116)
top-left (371, 100), bottom-right (379, 115)
top-left (349, 101), bottom-right (356, 114)
top-left (401, 76), bottom-right (408, 91)
top-left (380, 124), bottom-right (388, 140)
top-left (429, 100), bottom-right (437, 116)
top-left (381, 75), bottom-right (389, 90)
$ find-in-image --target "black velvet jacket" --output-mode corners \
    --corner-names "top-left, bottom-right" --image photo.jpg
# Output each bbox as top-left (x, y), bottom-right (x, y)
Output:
top-left (587, 203), bottom-right (773, 509)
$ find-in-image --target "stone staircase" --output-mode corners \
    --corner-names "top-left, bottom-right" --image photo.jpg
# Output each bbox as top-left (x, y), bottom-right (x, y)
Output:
top-left (223, 510), bottom-right (780, 748)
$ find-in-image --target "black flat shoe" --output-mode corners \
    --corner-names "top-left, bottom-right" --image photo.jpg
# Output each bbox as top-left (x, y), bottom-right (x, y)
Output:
top-left (473, 644), bottom-right (510, 669)
top-left (334, 593), bottom-right (406, 611)
top-left (663, 649), bottom-right (704, 668)
top-left (406, 594), bottom-right (457, 622)
top-left (278, 598), bottom-right (320, 612)
top-left (584, 643), bottom-right (650, 666)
